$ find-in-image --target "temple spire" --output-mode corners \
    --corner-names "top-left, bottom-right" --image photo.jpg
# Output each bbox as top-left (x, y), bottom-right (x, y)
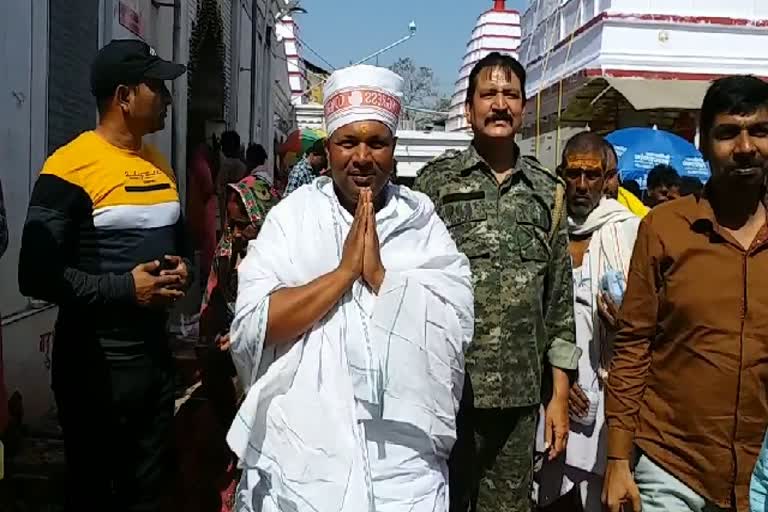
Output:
top-left (493, 0), bottom-right (506, 11)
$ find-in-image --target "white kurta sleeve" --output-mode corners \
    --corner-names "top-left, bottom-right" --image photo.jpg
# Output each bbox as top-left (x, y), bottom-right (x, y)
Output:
top-left (230, 213), bottom-right (287, 390)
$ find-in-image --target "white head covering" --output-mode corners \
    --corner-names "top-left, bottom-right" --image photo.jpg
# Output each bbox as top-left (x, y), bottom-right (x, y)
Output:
top-left (323, 64), bottom-right (404, 137)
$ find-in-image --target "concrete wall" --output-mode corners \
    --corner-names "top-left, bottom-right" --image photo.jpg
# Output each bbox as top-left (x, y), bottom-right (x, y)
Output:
top-left (519, 124), bottom-right (588, 171)
top-left (522, 0), bottom-right (768, 96)
top-left (608, 0), bottom-right (768, 17)
top-left (0, 0), bottom-right (62, 424)
top-left (395, 131), bottom-right (473, 178)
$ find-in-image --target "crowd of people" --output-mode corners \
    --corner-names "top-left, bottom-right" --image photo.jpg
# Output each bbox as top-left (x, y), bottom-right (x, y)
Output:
top-left (2, 35), bottom-right (768, 512)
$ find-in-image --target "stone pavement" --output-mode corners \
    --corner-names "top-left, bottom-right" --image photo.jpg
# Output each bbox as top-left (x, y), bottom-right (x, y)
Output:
top-left (0, 408), bottom-right (66, 512)
top-left (0, 336), bottom-right (204, 511)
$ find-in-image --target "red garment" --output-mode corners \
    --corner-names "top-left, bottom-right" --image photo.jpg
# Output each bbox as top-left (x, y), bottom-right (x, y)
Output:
top-left (187, 145), bottom-right (218, 277)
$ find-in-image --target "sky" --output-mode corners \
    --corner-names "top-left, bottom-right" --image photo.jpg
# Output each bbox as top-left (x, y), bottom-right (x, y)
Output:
top-left (296, 0), bottom-right (529, 97)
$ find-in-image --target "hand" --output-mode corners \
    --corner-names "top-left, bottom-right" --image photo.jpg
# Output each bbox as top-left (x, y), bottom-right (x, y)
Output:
top-left (544, 394), bottom-right (569, 461)
top-left (131, 261), bottom-right (184, 308)
top-left (159, 255), bottom-right (190, 290)
top-left (598, 291), bottom-right (620, 329)
top-left (603, 459), bottom-right (642, 512)
top-left (362, 189), bottom-right (385, 293)
top-left (215, 333), bottom-right (231, 351)
top-left (338, 189), bottom-right (367, 281)
top-left (569, 382), bottom-right (590, 419)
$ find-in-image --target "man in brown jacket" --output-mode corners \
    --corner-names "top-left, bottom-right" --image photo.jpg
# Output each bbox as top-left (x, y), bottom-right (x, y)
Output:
top-left (603, 75), bottom-right (768, 512)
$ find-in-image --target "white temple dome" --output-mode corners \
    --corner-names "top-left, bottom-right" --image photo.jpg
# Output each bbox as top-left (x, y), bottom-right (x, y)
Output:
top-left (446, 0), bottom-right (521, 132)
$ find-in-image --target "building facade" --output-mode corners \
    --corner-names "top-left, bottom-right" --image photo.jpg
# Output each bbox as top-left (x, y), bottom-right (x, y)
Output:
top-left (519, 0), bottom-right (768, 170)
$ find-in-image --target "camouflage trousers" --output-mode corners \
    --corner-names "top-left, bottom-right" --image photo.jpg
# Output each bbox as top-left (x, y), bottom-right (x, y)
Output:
top-left (450, 404), bottom-right (538, 512)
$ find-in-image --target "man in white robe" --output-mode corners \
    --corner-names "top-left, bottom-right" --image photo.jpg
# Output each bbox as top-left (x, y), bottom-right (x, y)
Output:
top-left (226, 64), bottom-right (474, 512)
top-left (536, 132), bottom-right (639, 511)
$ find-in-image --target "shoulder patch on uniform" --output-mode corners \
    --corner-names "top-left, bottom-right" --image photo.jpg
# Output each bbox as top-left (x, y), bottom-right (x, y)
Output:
top-left (416, 149), bottom-right (463, 177)
top-left (431, 149), bottom-right (462, 165)
top-left (522, 155), bottom-right (564, 185)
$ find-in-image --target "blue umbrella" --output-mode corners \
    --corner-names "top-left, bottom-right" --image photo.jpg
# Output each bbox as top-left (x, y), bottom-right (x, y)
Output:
top-left (605, 127), bottom-right (710, 189)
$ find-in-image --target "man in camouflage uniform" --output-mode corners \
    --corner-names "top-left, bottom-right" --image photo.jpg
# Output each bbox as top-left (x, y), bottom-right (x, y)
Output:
top-left (413, 52), bottom-right (579, 512)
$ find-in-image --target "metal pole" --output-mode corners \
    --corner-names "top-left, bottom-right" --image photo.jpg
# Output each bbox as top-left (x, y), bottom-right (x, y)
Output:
top-left (352, 31), bottom-right (416, 66)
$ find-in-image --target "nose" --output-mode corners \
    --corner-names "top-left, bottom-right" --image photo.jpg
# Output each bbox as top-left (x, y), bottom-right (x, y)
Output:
top-left (734, 129), bottom-right (756, 157)
top-left (576, 174), bottom-right (588, 191)
top-left (351, 143), bottom-right (373, 167)
top-left (492, 93), bottom-right (507, 111)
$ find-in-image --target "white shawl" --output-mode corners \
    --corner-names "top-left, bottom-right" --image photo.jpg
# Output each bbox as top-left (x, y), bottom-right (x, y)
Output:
top-left (568, 197), bottom-right (640, 332)
top-left (227, 178), bottom-right (474, 511)
top-left (568, 198), bottom-right (640, 312)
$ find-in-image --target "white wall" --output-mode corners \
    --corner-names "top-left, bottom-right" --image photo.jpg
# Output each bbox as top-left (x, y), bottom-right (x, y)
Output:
top-left (523, 0), bottom-right (768, 98)
top-left (608, 0), bottom-right (768, 17)
top-left (519, 125), bottom-right (587, 171)
top-left (0, 0), bottom-right (59, 425)
top-left (394, 131), bottom-right (473, 178)
top-left (0, 0), bottom-right (49, 319)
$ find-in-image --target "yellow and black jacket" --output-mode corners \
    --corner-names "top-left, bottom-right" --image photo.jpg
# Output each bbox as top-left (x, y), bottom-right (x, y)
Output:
top-left (19, 131), bottom-right (191, 358)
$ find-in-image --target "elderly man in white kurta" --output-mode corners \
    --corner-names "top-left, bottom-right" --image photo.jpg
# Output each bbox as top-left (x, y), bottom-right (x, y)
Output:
top-left (536, 132), bottom-right (640, 511)
top-left (226, 65), bottom-right (474, 512)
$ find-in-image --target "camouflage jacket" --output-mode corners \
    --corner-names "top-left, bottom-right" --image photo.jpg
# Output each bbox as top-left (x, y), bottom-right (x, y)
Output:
top-left (413, 144), bottom-right (579, 408)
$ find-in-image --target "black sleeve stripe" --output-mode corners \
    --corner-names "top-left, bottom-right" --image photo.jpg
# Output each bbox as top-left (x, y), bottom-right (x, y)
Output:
top-left (29, 174), bottom-right (93, 219)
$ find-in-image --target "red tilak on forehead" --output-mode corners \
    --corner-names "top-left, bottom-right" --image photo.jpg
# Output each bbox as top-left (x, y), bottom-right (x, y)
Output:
top-left (566, 153), bottom-right (603, 170)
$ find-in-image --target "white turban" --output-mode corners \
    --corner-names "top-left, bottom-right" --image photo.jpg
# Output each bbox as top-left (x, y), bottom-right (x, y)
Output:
top-left (323, 64), bottom-right (404, 137)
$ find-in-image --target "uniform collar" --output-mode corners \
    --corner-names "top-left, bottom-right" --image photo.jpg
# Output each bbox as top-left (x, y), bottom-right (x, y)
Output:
top-left (461, 142), bottom-right (535, 185)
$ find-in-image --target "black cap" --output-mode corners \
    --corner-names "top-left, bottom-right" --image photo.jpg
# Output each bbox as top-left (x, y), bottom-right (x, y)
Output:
top-left (91, 39), bottom-right (186, 97)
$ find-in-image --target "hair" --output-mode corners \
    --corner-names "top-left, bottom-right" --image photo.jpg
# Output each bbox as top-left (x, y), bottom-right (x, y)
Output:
top-left (465, 52), bottom-right (527, 106)
top-left (246, 143), bottom-right (268, 167)
top-left (622, 179), bottom-right (642, 198)
top-left (679, 176), bottom-right (704, 197)
top-left (560, 131), bottom-right (609, 171)
top-left (309, 138), bottom-right (327, 156)
top-left (646, 164), bottom-right (681, 190)
top-left (220, 130), bottom-right (241, 158)
top-left (96, 92), bottom-right (112, 116)
top-left (95, 84), bottom-right (136, 116)
top-left (700, 76), bottom-right (768, 157)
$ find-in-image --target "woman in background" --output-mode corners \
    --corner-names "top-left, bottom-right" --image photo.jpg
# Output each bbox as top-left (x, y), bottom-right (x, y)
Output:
top-left (187, 143), bottom-right (218, 284)
top-left (177, 175), bottom-right (280, 512)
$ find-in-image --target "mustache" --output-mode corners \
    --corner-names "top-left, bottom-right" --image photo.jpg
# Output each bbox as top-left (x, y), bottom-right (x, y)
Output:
top-left (486, 112), bottom-right (514, 124)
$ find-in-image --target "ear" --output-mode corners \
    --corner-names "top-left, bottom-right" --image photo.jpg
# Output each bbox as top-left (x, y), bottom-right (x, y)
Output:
top-left (464, 102), bottom-right (472, 125)
top-left (115, 85), bottom-right (133, 111)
